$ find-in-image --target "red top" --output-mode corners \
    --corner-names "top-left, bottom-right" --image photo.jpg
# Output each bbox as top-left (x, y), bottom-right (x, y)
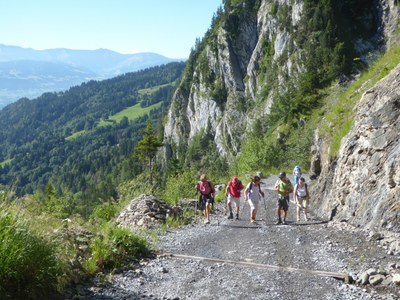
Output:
top-left (228, 179), bottom-right (243, 197)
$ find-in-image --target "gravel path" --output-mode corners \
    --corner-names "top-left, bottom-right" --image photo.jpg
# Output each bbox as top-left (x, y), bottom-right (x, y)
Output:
top-left (73, 177), bottom-right (400, 300)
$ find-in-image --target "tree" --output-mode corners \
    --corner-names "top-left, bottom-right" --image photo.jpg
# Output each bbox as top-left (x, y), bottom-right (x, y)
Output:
top-left (135, 119), bottom-right (163, 185)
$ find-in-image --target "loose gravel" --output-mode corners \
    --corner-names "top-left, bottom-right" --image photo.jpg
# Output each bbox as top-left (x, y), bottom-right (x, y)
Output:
top-left (72, 178), bottom-right (400, 300)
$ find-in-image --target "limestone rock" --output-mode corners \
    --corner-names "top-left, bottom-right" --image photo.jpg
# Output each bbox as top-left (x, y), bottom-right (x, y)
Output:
top-left (116, 194), bottom-right (183, 231)
top-left (311, 63), bottom-right (400, 240)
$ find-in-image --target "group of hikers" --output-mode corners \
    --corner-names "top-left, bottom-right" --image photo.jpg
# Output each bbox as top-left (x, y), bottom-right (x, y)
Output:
top-left (195, 165), bottom-right (310, 225)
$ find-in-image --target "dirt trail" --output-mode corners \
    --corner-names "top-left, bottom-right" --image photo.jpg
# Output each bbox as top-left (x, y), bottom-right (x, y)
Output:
top-left (76, 177), bottom-right (399, 300)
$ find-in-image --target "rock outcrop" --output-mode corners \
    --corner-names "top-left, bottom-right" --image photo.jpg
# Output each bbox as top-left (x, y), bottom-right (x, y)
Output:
top-left (312, 63), bottom-right (400, 236)
top-left (163, 0), bottom-right (399, 161)
top-left (116, 194), bottom-right (183, 231)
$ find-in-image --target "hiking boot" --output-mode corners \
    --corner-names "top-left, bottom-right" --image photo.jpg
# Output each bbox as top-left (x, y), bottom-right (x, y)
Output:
top-left (236, 214), bottom-right (239, 220)
top-left (282, 220), bottom-right (287, 225)
top-left (276, 219), bottom-right (282, 225)
top-left (228, 212), bottom-right (233, 219)
top-left (204, 219), bottom-right (210, 224)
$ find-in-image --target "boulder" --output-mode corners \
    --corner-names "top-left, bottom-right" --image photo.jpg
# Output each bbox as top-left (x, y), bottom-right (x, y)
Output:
top-left (116, 194), bottom-right (183, 231)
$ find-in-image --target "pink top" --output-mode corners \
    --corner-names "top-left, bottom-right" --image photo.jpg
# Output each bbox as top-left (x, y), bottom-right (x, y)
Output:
top-left (197, 181), bottom-right (213, 195)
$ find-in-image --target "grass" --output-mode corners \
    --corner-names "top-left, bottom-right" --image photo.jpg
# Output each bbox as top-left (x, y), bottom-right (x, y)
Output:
top-left (0, 206), bottom-right (62, 299)
top-left (0, 159), bottom-right (12, 168)
top-left (0, 200), bottom-right (152, 298)
top-left (321, 44), bottom-right (400, 156)
top-left (65, 130), bottom-right (87, 141)
top-left (65, 101), bottom-right (164, 140)
top-left (98, 101), bottom-right (162, 127)
top-left (138, 82), bottom-right (175, 95)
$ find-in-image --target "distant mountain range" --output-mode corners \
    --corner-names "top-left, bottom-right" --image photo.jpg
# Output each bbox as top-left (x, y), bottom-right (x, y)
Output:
top-left (0, 44), bottom-right (184, 108)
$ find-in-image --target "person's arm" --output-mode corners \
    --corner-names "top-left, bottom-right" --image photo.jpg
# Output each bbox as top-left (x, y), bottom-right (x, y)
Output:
top-left (225, 183), bottom-right (230, 196)
top-left (293, 184), bottom-right (298, 203)
top-left (273, 181), bottom-right (279, 193)
top-left (288, 181), bottom-right (294, 194)
top-left (244, 185), bottom-right (249, 200)
top-left (210, 182), bottom-right (215, 198)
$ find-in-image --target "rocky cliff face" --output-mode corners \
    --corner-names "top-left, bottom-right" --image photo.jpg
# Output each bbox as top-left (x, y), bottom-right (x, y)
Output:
top-left (164, 0), bottom-right (399, 161)
top-left (164, 0), bottom-right (304, 158)
top-left (163, 0), bottom-right (400, 234)
top-left (312, 63), bottom-right (400, 234)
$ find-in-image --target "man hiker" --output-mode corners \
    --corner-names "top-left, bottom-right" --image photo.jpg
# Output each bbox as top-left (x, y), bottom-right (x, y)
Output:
top-left (273, 172), bottom-right (293, 225)
top-left (293, 177), bottom-right (310, 222)
top-left (225, 176), bottom-right (244, 219)
top-left (196, 174), bottom-right (215, 224)
top-left (244, 175), bottom-right (264, 224)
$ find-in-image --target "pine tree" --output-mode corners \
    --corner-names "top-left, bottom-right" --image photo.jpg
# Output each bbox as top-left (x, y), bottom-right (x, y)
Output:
top-left (135, 119), bottom-right (163, 185)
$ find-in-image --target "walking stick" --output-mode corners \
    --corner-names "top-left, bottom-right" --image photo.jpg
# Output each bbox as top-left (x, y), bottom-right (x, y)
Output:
top-left (215, 199), bottom-right (220, 226)
top-left (262, 195), bottom-right (267, 225)
top-left (195, 190), bottom-right (198, 216)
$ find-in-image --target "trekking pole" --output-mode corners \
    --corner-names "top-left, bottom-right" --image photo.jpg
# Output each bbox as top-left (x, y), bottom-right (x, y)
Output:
top-left (195, 190), bottom-right (198, 217)
top-left (215, 199), bottom-right (220, 226)
top-left (242, 197), bottom-right (247, 219)
top-left (224, 195), bottom-right (228, 216)
top-left (262, 195), bottom-right (267, 225)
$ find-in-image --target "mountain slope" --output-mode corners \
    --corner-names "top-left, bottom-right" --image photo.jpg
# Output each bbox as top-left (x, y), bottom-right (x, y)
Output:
top-left (0, 62), bottom-right (185, 213)
top-left (0, 44), bottom-right (183, 108)
top-left (161, 0), bottom-right (400, 234)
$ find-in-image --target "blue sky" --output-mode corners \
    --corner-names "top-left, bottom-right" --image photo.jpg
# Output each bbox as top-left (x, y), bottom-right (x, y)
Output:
top-left (0, 0), bottom-right (222, 59)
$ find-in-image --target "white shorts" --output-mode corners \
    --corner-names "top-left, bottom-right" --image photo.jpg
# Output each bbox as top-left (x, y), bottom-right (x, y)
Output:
top-left (248, 199), bottom-right (259, 212)
top-left (227, 195), bottom-right (240, 208)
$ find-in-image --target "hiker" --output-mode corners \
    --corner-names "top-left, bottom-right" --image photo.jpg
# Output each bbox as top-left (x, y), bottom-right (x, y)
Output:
top-left (225, 176), bottom-right (244, 220)
top-left (196, 174), bottom-right (215, 224)
top-left (293, 165), bottom-right (302, 185)
top-left (273, 172), bottom-right (293, 225)
top-left (244, 175), bottom-right (264, 224)
top-left (293, 177), bottom-right (310, 221)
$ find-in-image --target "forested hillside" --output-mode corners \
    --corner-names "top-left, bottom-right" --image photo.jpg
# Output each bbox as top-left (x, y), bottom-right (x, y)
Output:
top-left (0, 62), bottom-right (185, 216)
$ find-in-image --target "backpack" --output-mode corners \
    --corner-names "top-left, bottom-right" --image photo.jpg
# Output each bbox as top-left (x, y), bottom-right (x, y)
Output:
top-left (228, 180), bottom-right (243, 197)
top-left (198, 180), bottom-right (214, 196)
top-left (295, 183), bottom-right (308, 197)
top-left (248, 182), bottom-right (260, 195)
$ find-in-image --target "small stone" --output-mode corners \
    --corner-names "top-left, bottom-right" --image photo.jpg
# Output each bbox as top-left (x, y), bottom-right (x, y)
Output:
top-left (369, 274), bottom-right (385, 285)
top-left (392, 273), bottom-right (400, 285)
top-left (360, 272), bottom-right (369, 285)
top-left (366, 268), bottom-right (377, 276)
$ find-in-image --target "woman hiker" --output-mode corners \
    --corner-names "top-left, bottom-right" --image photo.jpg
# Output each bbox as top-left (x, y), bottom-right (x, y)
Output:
top-left (293, 177), bottom-right (310, 222)
top-left (196, 174), bottom-right (215, 224)
top-left (244, 175), bottom-right (264, 224)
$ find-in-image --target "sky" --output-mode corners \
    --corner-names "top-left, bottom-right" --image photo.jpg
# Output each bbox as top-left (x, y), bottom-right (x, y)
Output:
top-left (0, 0), bottom-right (222, 59)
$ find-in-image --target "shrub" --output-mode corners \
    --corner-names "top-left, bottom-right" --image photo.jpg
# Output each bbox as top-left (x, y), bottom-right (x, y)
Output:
top-left (0, 209), bottom-right (62, 299)
top-left (84, 224), bottom-right (150, 274)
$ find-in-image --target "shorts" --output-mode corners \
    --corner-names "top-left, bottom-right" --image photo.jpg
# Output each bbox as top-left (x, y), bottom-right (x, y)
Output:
top-left (248, 199), bottom-right (259, 213)
top-left (227, 195), bottom-right (240, 208)
top-left (297, 196), bottom-right (308, 209)
top-left (200, 194), bottom-right (214, 210)
top-left (277, 196), bottom-right (289, 211)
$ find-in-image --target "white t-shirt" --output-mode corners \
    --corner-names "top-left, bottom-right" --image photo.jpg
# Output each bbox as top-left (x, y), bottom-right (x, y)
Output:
top-left (246, 182), bottom-right (262, 201)
top-left (295, 183), bottom-right (307, 197)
